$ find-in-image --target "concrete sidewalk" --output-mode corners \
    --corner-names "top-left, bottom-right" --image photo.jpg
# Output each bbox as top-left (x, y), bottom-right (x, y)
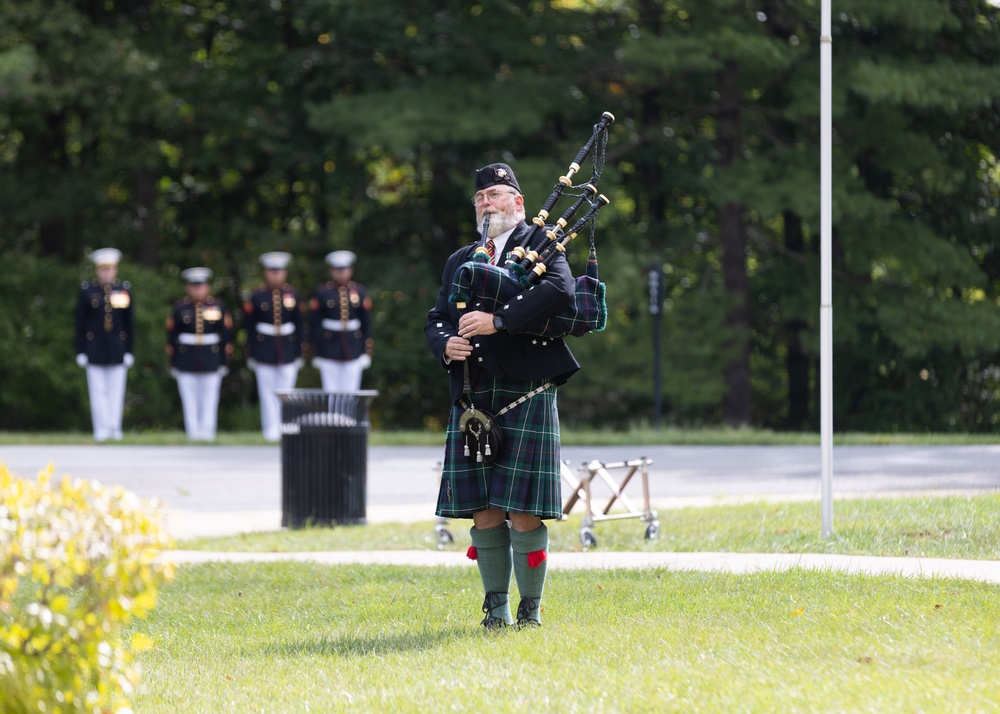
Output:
top-left (163, 548), bottom-right (1000, 585)
top-left (160, 495), bottom-right (1000, 588)
top-left (161, 503), bottom-right (1000, 587)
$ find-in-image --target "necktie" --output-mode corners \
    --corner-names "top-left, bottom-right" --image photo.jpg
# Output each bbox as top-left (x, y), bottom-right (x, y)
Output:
top-left (486, 239), bottom-right (496, 264)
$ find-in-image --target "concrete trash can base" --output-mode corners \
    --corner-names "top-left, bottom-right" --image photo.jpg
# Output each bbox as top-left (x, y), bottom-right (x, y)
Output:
top-left (276, 389), bottom-right (378, 528)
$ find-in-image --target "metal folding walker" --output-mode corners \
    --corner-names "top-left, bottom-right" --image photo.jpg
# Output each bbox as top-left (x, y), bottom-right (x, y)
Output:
top-left (433, 457), bottom-right (659, 549)
top-left (560, 457), bottom-right (658, 548)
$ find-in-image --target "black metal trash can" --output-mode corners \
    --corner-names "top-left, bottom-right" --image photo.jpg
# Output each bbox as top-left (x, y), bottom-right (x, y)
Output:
top-left (275, 389), bottom-right (378, 528)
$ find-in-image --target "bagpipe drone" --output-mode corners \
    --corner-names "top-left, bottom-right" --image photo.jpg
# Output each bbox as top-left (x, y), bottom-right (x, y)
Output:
top-left (449, 111), bottom-right (615, 339)
top-left (451, 113), bottom-right (615, 464)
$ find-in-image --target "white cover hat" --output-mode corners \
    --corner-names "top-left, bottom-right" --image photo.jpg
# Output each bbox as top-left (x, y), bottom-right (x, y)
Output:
top-left (90, 248), bottom-right (122, 267)
top-left (181, 267), bottom-right (213, 284)
top-left (259, 251), bottom-right (292, 270)
top-left (326, 250), bottom-right (357, 269)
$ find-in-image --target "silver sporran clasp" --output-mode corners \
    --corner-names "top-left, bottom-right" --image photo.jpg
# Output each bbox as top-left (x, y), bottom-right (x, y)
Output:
top-left (459, 406), bottom-right (504, 464)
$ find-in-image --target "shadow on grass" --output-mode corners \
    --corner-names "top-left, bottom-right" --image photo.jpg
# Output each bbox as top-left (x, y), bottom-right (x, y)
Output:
top-left (252, 623), bottom-right (474, 659)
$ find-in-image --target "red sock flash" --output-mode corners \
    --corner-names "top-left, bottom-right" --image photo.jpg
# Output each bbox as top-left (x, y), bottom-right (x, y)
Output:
top-left (527, 549), bottom-right (547, 568)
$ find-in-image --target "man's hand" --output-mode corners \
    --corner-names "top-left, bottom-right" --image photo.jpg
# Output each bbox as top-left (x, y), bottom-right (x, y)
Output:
top-left (457, 312), bottom-right (497, 339)
top-left (444, 336), bottom-right (474, 362)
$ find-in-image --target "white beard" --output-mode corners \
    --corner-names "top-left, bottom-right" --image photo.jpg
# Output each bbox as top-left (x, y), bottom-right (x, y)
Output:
top-left (478, 203), bottom-right (521, 239)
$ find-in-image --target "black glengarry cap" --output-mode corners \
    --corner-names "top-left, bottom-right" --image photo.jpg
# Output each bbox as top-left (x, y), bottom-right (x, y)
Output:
top-left (474, 163), bottom-right (520, 194)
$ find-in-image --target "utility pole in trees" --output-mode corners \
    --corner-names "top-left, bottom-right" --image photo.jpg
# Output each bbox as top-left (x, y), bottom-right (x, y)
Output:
top-left (648, 264), bottom-right (665, 428)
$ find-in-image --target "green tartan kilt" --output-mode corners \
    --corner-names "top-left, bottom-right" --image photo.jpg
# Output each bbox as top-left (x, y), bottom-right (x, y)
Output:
top-left (436, 373), bottom-right (563, 520)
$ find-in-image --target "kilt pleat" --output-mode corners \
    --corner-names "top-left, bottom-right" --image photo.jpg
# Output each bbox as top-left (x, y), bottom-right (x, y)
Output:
top-left (437, 373), bottom-right (563, 519)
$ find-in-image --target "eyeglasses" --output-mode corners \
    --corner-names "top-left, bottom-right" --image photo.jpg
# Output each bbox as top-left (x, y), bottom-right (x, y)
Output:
top-left (471, 188), bottom-right (518, 206)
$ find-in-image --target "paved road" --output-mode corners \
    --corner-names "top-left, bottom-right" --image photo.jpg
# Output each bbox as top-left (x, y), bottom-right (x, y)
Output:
top-left (2, 443), bottom-right (998, 537)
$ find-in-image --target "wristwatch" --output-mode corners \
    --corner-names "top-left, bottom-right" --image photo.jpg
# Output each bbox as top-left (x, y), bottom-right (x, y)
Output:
top-left (492, 315), bottom-right (506, 331)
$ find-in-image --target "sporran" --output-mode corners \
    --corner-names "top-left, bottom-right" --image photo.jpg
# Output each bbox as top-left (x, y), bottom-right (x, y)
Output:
top-left (458, 403), bottom-right (505, 464)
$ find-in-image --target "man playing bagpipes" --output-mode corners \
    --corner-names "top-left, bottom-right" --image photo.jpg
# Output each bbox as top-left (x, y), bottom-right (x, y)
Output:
top-left (425, 163), bottom-right (581, 629)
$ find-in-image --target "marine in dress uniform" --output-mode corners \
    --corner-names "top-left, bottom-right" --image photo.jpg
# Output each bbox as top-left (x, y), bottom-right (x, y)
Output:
top-left (166, 268), bottom-right (232, 441)
top-left (74, 248), bottom-right (134, 442)
top-left (309, 250), bottom-right (374, 392)
top-left (424, 163), bottom-right (580, 629)
top-left (243, 252), bottom-right (304, 442)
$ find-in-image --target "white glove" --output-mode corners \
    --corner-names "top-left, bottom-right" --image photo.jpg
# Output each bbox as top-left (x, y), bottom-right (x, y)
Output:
top-left (123, 353), bottom-right (134, 368)
top-left (218, 366), bottom-right (230, 377)
top-left (359, 354), bottom-right (371, 370)
top-left (76, 354), bottom-right (88, 368)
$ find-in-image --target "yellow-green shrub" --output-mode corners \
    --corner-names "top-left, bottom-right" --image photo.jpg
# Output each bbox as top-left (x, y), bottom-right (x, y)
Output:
top-left (0, 463), bottom-right (174, 714)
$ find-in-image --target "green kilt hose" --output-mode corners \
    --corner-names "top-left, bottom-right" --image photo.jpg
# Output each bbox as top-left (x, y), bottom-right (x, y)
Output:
top-left (437, 373), bottom-right (562, 520)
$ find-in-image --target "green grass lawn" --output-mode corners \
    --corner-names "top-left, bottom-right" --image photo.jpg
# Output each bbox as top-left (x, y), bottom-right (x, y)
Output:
top-left (129, 561), bottom-right (1000, 713)
top-left (123, 493), bottom-right (1000, 711)
top-left (178, 493), bottom-right (1000, 560)
top-left (4, 439), bottom-right (994, 712)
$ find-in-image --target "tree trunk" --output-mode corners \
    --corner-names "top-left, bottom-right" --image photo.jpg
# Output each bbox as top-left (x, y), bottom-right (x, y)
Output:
top-left (132, 167), bottom-right (160, 267)
top-left (37, 111), bottom-right (70, 258)
top-left (782, 211), bottom-right (810, 428)
top-left (717, 59), bottom-right (751, 427)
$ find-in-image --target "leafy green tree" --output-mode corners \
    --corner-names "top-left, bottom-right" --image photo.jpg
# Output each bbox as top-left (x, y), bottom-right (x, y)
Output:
top-left (3, 0), bottom-right (1000, 433)
top-left (611, 0), bottom-right (1000, 431)
top-left (0, 0), bottom-right (170, 261)
top-left (304, 0), bottom-right (627, 426)
top-left (821, 0), bottom-right (1000, 430)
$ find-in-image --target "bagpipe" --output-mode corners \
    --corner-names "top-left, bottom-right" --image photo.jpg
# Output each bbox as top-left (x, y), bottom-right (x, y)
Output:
top-left (449, 111), bottom-right (615, 339)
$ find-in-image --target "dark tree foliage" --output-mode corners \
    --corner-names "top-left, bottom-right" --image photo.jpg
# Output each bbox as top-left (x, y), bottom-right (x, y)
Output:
top-left (1, 0), bottom-right (999, 433)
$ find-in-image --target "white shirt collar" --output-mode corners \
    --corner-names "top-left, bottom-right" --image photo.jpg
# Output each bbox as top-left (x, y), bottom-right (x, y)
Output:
top-left (490, 225), bottom-right (517, 265)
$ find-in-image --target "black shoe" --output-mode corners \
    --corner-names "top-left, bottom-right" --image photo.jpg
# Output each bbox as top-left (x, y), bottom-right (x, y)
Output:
top-left (481, 591), bottom-right (510, 630)
top-left (516, 597), bottom-right (541, 628)
top-left (481, 614), bottom-right (508, 630)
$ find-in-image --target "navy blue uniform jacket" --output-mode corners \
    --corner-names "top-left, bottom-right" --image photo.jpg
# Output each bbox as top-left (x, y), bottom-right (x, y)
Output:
top-left (309, 281), bottom-right (373, 361)
top-left (74, 279), bottom-right (134, 365)
top-left (243, 285), bottom-right (304, 366)
top-left (166, 297), bottom-right (232, 373)
top-left (425, 221), bottom-right (581, 406)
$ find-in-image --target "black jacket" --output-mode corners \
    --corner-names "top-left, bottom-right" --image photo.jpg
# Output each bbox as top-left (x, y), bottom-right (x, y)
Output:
top-left (242, 285), bottom-right (304, 365)
top-left (309, 281), bottom-right (373, 361)
top-left (425, 221), bottom-right (581, 405)
top-left (74, 279), bottom-right (134, 365)
top-left (166, 297), bottom-right (231, 373)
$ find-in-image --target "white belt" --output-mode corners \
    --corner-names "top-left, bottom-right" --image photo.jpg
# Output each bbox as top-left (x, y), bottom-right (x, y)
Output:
top-left (178, 333), bottom-right (220, 345)
top-left (322, 318), bottom-right (361, 332)
top-left (256, 322), bottom-right (296, 336)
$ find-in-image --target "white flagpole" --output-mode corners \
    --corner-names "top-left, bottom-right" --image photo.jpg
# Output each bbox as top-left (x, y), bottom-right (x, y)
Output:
top-left (820, 0), bottom-right (834, 537)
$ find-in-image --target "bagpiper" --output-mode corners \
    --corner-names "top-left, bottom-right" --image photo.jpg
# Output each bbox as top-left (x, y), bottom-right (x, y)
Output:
top-left (309, 250), bottom-right (374, 392)
top-left (243, 251), bottom-right (304, 441)
top-left (166, 267), bottom-right (232, 441)
top-left (74, 247), bottom-right (134, 441)
top-left (425, 163), bottom-right (581, 629)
